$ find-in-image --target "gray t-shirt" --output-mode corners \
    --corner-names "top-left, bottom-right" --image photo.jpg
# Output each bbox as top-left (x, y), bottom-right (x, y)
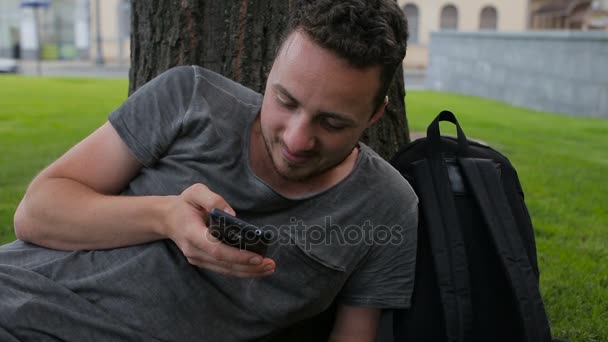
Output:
top-left (0, 66), bottom-right (417, 341)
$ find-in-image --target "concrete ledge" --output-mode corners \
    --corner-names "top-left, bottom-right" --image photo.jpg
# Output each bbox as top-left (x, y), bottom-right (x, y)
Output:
top-left (427, 31), bottom-right (608, 118)
top-left (431, 30), bottom-right (608, 41)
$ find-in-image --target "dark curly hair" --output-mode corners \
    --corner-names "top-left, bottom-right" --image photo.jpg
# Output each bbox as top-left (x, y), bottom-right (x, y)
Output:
top-left (281, 0), bottom-right (409, 109)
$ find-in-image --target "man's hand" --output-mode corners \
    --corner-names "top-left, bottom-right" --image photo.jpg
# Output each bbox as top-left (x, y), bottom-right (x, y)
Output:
top-left (165, 183), bottom-right (276, 278)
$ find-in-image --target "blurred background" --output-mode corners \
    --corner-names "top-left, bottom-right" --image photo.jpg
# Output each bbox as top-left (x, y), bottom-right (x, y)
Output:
top-left (397, 0), bottom-right (608, 118)
top-left (11, 0), bottom-right (604, 116)
top-left (0, 0), bottom-right (130, 64)
top-left (1, 0), bottom-right (607, 116)
top-left (0, 0), bottom-right (130, 77)
top-left (1, 0), bottom-right (607, 78)
top-left (399, 0), bottom-right (608, 70)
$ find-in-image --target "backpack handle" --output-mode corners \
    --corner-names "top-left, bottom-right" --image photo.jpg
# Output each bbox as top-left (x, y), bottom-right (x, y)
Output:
top-left (426, 110), bottom-right (469, 155)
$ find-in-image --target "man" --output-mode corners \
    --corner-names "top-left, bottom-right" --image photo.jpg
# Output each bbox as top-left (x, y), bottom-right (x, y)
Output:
top-left (0, 0), bottom-right (417, 341)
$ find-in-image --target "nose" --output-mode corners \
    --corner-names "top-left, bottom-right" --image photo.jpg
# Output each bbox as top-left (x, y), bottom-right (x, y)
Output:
top-left (282, 114), bottom-right (316, 153)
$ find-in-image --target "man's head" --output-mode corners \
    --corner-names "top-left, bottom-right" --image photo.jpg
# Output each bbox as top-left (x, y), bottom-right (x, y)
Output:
top-left (281, 0), bottom-right (409, 109)
top-left (257, 0), bottom-right (408, 184)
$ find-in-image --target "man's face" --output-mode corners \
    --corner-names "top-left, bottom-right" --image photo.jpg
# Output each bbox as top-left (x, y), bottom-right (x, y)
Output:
top-left (259, 31), bottom-right (385, 183)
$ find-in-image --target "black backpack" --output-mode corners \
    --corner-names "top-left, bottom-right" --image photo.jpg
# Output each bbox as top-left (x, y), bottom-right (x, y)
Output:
top-left (378, 110), bottom-right (553, 342)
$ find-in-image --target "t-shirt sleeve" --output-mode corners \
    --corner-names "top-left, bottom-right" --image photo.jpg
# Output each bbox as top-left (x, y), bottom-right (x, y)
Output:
top-left (338, 201), bottom-right (418, 309)
top-left (108, 65), bottom-right (195, 167)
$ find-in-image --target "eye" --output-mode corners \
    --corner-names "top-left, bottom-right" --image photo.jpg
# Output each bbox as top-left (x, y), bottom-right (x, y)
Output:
top-left (321, 118), bottom-right (348, 131)
top-left (276, 93), bottom-right (297, 109)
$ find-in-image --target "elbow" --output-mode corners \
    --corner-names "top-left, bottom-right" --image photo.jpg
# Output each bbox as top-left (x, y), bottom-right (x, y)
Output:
top-left (13, 200), bottom-right (36, 242)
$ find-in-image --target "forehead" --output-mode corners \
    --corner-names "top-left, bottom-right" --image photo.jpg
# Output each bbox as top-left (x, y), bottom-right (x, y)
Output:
top-left (270, 32), bottom-right (381, 118)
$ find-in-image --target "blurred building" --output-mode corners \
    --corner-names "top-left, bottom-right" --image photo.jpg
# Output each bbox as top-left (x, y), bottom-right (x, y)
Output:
top-left (90, 0), bottom-right (131, 64)
top-left (398, 0), bottom-right (529, 69)
top-left (2, 1), bottom-right (605, 67)
top-left (398, 0), bottom-right (608, 69)
top-left (0, 0), bottom-right (130, 64)
top-left (530, 0), bottom-right (608, 30)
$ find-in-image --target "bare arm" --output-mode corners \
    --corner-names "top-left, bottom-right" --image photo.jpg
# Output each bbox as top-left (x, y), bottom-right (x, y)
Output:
top-left (14, 122), bottom-right (158, 249)
top-left (14, 122), bottom-right (275, 277)
top-left (329, 305), bottom-right (381, 342)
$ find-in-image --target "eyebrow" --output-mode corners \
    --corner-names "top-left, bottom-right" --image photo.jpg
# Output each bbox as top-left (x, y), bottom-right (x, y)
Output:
top-left (272, 83), bottom-right (358, 125)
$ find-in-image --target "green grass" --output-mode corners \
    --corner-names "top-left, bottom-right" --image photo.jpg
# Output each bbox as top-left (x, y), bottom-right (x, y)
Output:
top-left (406, 91), bottom-right (608, 342)
top-left (0, 75), bottom-right (128, 244)
top-left (0, 77), bottom-right (605, 341)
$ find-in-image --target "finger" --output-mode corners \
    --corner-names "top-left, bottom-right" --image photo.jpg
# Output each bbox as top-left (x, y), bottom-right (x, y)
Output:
top-left (185, 183), bottom-right (235, 216)
top-left (207, 264), bottom-right (274, 278)
top-left (184, 241), bottom-right (276, 275)
top-left (189, 255), bottom-right (276, 276)
top-left (185, 225), bottom-right (276, 271)
top-left (187, 248), bottom-right (266, 270)
top-left (187, 256), bottom-right (275, 278)
top-left (198, 227), bottom-right (270, 266)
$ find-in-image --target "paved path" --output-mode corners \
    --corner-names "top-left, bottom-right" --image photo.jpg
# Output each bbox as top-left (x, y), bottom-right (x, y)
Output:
top-left (17, 60), bottom-right (129, 79)
top-left (14, 60), bottom-right (428, 92)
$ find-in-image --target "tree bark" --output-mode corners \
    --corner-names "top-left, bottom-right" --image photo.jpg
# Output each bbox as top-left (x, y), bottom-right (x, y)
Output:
top-left (130, 0), bottom-right (410, 160)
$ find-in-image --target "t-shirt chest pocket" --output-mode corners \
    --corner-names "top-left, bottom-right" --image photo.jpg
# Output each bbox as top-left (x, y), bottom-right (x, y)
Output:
top-left (244, 236), bottom-right (366, 325)
top-left (289, 240), bottom-right (348, 289)
top-left (282, 230), bottom-right (369, 292)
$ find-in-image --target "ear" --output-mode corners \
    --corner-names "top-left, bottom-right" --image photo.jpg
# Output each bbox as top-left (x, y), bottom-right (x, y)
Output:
top-left (367, 96), bottom-right (388, 127)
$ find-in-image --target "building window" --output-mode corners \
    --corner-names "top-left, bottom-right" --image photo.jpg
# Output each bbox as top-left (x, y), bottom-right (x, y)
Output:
top-left (440, 4), bottom-right (459, 30)
top-left (403, 4), bottom-right (420, 44)
top-left (480, 6), bottom-right (498, 30)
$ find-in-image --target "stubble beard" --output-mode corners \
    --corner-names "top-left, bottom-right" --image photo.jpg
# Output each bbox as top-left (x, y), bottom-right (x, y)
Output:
top-left (261, 131), bottom-right (355, 184)
top-left (262, 131), bottom-right (332, 183)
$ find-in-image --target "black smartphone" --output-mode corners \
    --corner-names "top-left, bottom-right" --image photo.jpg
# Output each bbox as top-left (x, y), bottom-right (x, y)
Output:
top-left (208, 208), bottom-right (273, 257)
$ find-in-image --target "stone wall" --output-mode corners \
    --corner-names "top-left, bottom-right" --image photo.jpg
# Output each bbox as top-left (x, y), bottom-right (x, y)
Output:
top-left (427, 31), bottom-right (608, 118)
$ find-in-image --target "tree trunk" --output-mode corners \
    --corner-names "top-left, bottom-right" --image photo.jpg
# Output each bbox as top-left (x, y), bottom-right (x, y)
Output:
top-left (130, 0), bottom-right (410, 160)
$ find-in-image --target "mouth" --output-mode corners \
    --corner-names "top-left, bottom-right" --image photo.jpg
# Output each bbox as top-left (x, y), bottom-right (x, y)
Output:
top-left (281, 146), bottom-right (314, 165)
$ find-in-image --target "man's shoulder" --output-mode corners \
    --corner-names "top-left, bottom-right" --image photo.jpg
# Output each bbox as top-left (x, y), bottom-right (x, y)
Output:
top-left (359, 142), bottom-right (409, 185)
top-left (356, 143), bottom-right (416, 199)
top-left (190, 65), bottom-right (262, 106)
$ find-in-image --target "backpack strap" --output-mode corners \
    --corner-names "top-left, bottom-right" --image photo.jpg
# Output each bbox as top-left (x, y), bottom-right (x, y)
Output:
top-left (458, 158), bottom-right (552, 342)
top-left (426, 110), bottom-right (470, 156)
top-left (410, 157), bottom-right (473, 342)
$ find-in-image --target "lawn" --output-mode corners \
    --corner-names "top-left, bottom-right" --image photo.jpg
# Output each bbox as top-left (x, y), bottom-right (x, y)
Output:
top-left (0, 77), bottom-right (606, 341)
top-left (0, 75), bottom-right (129, 244)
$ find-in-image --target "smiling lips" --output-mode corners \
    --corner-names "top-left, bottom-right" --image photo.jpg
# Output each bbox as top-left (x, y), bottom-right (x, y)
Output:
top-left (281, 145), bottom-right (315, 165)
